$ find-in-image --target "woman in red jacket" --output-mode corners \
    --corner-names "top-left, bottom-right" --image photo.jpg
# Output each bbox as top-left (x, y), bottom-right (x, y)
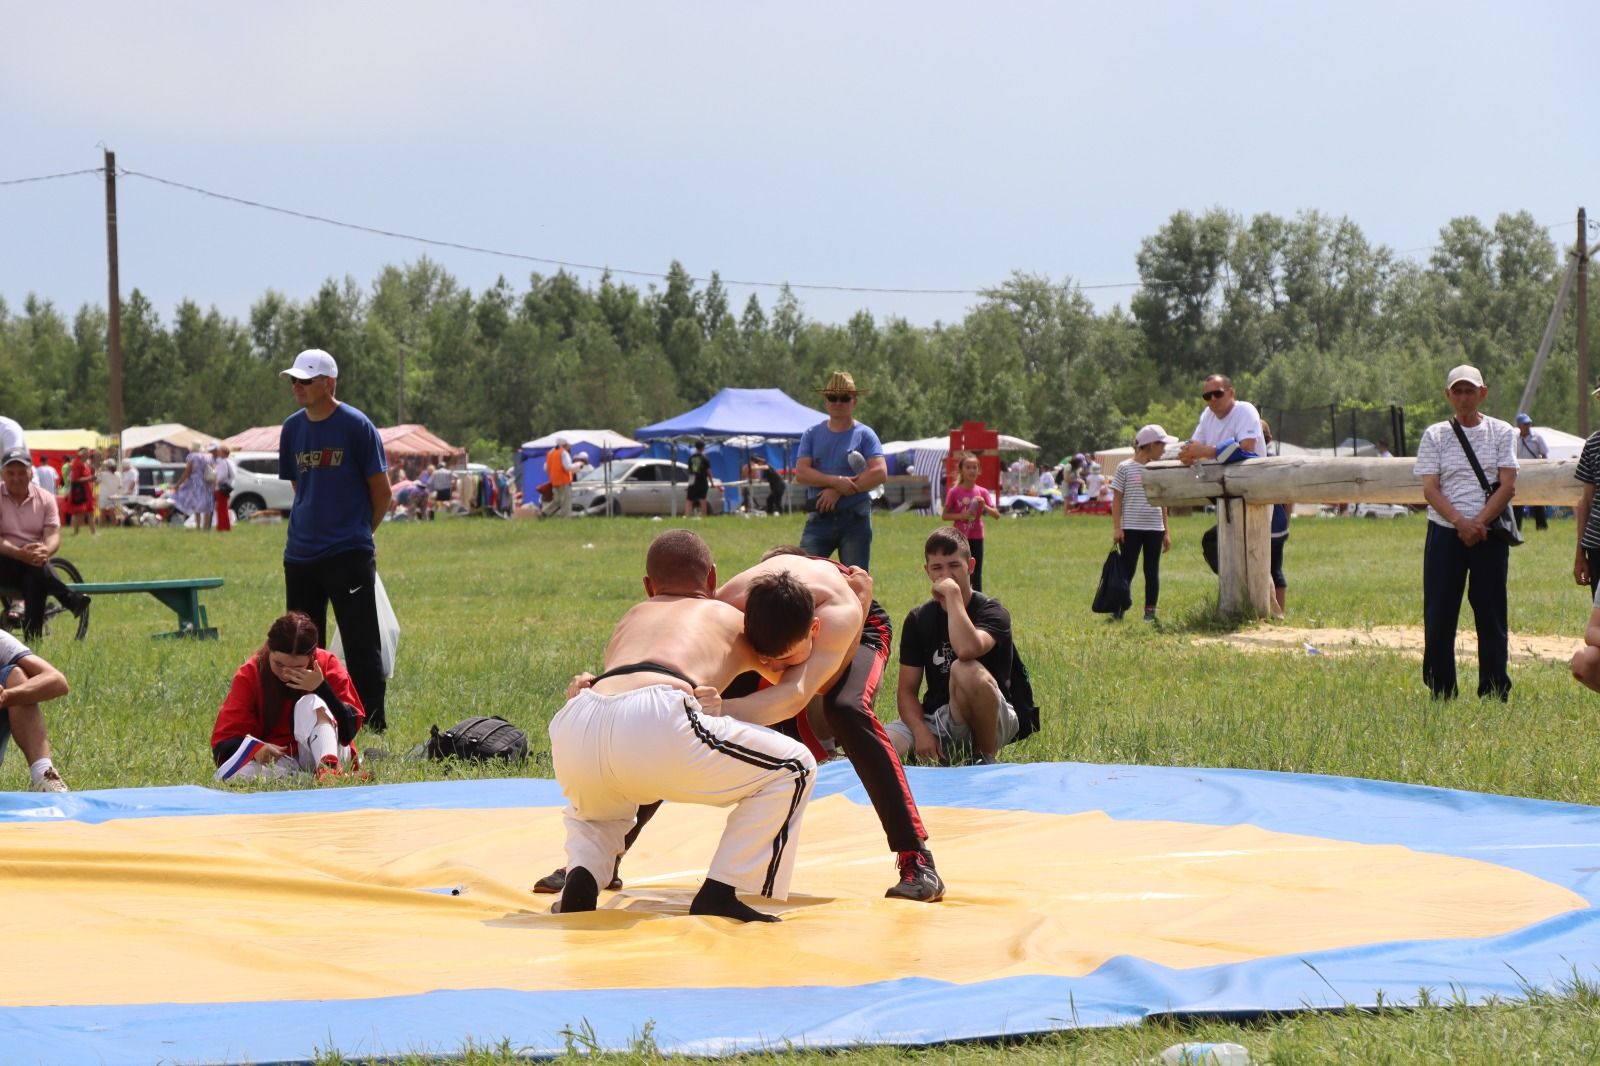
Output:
top-left (211, 611), bottom-right (365, 782)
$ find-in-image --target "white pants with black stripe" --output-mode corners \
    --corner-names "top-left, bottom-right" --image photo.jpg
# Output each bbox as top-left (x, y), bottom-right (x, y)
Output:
top-left (549, 684), bottom-right (815, 900)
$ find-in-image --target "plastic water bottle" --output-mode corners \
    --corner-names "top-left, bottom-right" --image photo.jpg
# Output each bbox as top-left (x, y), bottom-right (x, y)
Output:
top-left (1158, 1043), bottom-right (1250, 1066)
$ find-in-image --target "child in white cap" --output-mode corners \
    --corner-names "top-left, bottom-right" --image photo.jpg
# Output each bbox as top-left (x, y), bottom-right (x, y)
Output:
top-left (1110, 425), bottom-right (1172, 622)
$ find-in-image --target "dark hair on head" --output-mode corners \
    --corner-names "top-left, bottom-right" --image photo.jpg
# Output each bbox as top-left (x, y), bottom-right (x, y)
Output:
top-left (760, 544), bottom-right (808, 561)
top-left (1259, 418), bottom-right (1273, 446)
top-left (253, 611), bottom-right (322, 734)
top-left (1205, 373), bottom-right (1233, 389)
top-left (646, 529), bottom-right (713, 590)
top-left (743, 571), bottom-right (815, 657)
top-left (924, 526), bottom-right (971, 559)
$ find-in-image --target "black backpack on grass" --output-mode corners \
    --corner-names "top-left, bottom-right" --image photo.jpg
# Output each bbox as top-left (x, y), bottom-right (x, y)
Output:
top-left (425, 716), bottom-right (529, 763)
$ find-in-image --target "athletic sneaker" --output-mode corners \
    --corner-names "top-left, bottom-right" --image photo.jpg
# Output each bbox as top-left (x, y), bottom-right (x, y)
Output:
top-left (1143, 608), bottom-right (1157, 623)
top-left (30, 768), bottom-right (69, 793)
top-left (313, 756), bottom-right (372, 784)
top-left (532, 866), bottom-right (624, 894)
top-left (885, 849), bottom-right (945, 902)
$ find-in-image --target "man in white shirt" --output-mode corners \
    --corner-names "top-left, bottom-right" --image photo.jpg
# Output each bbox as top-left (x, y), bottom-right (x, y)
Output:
top-left (1414, 365), bottom-right (1518, 701)
top-left (1179, 374), bottom-right (1264, 572)
top-left (32, 456), bottom-right (58, 495)
top-left (1179, 375), bottom-right (1262, 466)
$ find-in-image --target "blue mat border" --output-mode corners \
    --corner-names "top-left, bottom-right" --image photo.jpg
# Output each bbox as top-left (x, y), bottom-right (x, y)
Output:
top-left (4, 760), bottom-right (1599, 1064)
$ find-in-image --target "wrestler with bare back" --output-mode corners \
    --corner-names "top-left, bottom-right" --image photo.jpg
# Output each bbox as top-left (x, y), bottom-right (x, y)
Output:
top-left (546, 529), bottom-right (848, 922)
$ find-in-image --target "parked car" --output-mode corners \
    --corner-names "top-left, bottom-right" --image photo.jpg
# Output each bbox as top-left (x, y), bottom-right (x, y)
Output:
top-left (228, 451), bottom-right (297, 519)
top-left (127, 461), bottom-right (186, 497)
top-left (569, 458), bottom-right (723, 516)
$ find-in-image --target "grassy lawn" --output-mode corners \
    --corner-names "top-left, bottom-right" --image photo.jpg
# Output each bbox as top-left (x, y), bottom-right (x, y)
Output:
top-left (19, 508), bottom-right (1600, 1064)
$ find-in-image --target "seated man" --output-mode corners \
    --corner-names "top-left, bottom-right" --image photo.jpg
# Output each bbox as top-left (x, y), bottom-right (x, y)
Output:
top-left (0, 448), bottom-right (89, 640)
top-left (0, 627), bottom-right (71, 791)
top-left (546, 529), bottom-right (849, 922)
top-left (891, 527), bottom-right (1020, 766)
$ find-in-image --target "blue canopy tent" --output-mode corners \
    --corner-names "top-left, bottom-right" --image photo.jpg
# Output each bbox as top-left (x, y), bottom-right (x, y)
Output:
top-left (635, 388), bottom-right (827, 513)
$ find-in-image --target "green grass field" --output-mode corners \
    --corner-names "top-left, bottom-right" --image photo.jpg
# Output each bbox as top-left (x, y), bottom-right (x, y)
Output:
top-left (19, 509), bottom-right (1600, 1064)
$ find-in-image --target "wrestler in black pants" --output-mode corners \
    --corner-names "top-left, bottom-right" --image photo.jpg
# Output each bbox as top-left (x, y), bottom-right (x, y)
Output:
top-left (0, 557), bottom-right (78, 640)
top-left (817, 602), bottom-right (927, 852)
top-left (284, 549), bottom-right (387, 731)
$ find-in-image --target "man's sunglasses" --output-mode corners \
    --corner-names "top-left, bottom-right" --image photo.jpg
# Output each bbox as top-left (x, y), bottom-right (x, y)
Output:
top-left (1201, 389), bottom-right (1226, 401)
top-left (825, 393), bottom-right (855, 404)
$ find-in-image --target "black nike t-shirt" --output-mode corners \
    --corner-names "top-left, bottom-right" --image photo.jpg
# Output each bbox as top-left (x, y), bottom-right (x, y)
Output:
top-left (898, 592), bottom-right (1013, 714)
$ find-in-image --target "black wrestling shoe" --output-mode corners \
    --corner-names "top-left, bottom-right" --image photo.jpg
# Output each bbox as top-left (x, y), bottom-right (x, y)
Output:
top-left (885, 849), bottom-right (945, 902)
top-left (532, 866), bottom-right (623, 894)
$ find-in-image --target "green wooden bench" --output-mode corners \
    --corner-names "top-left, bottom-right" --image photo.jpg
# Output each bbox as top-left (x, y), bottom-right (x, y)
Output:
top-left (70, 578), bottom-right (226, 639)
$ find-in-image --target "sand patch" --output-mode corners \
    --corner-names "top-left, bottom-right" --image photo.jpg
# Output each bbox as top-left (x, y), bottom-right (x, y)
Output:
top-left (1194, 624), bottom-right (1581, 664)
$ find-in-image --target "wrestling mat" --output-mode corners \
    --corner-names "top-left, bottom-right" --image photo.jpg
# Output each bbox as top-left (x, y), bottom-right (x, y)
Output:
top-left (3, 759), bottom-right (1598, 1064)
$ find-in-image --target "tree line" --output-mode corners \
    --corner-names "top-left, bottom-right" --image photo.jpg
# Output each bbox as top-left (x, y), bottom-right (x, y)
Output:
top-left (0, 208), bottom-right (1589, 465)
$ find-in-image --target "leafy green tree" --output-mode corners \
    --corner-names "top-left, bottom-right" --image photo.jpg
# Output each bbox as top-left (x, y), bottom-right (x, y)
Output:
top-left (1131, 208), bottom-right (1235, 382)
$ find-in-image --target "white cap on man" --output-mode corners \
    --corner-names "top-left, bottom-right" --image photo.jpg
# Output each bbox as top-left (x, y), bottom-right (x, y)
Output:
top-left (281, 349), bottom-right (339, 380)
top-left (1135, 424), bottom-right (1168, 448)
top-left (1446, 365), bottom-right (1485, 389)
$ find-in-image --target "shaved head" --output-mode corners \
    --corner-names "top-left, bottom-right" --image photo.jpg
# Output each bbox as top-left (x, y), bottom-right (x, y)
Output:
top-left (646, 529), bottom-right (714, 591)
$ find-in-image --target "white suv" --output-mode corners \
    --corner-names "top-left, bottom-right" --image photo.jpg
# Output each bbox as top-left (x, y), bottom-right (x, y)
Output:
top-left (227, 451), bottom-right (297, 519)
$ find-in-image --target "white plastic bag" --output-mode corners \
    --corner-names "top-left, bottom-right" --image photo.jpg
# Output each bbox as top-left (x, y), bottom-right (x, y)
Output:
top-left (330, 571), bottom-right (399, 678)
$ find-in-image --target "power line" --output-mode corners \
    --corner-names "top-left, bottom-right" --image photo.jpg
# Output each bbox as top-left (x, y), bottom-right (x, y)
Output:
top-left (118, 167), bottom-right (991, 297)
top-left (10, 164), bottom-right (1592, 297)
top-left (0, 167), bottom-right (100, 187)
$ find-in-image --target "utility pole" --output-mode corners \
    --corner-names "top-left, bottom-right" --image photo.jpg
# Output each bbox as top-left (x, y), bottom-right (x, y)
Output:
top-left (104, 148), bottom-right (125, 458)
top-left (397, 344), bottom-right (406, 424)
top-left (1580, 207), bottom-right (1590, 437)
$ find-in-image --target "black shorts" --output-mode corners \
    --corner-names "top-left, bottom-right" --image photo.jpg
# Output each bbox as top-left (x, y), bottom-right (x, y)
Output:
top-left (686, 482), bottom-right (710, 502)
top-left (434, 488), bottom-right (452, 502)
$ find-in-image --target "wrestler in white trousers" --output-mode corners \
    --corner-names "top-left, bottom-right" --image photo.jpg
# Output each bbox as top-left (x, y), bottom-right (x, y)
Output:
top-left (229, 694), bottom-right (354, 781)
top-left (549, 685), bottom-right (816, 900)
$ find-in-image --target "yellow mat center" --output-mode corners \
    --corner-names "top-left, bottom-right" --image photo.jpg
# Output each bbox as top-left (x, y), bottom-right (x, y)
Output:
top-left (0, 795), bottom-right (1582, 1006)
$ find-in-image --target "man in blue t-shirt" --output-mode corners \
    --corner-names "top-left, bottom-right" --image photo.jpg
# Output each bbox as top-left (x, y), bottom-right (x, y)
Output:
top-left (278, 349), bottom-right (394, 731)
top-left (796, 371), bottom-right (887, 571)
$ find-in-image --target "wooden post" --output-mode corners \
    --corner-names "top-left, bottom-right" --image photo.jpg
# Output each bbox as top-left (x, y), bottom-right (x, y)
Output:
top-left (1143, 456), bottom-right (1584, 619)
top-left (1215, 498), bottom-right (1277, 618)
top-left (1580, 207), bottom-right (1590, 437)
top-left (104, 148), bottom-right (125, 459)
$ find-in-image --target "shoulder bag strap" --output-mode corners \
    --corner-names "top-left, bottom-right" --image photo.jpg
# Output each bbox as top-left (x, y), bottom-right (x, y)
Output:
top-left (1449, 418), bottom-right (1495, 496)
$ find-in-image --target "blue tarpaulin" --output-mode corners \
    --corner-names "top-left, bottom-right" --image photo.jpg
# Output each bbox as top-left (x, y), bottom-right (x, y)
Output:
top-left (635, 387), bottom-right (825, 441)
top-left (635, 389), bottom-right (824, 510)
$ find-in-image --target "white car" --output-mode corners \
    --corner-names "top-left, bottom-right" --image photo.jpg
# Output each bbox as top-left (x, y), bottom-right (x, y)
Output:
top-left (227, 451), bottom-right (297, 519)
top-left (569, 458), bottom-right (724, 516)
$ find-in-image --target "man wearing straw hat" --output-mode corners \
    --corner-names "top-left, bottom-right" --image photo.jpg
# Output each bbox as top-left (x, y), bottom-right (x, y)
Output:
top-left (796, 371), bottom-right (887, 571)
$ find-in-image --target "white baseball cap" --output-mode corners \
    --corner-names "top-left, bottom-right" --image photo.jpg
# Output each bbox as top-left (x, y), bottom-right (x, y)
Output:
top-left (1446, 364), bottom-right (1484, 389)
top-left (281, 348), bottom-right (339, 380)
top-left (1135, 424), bottom-right (1168, 447)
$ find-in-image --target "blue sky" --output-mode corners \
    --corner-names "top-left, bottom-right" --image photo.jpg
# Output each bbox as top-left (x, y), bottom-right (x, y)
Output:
top-left (4, 1), bottom-right (1595, 328)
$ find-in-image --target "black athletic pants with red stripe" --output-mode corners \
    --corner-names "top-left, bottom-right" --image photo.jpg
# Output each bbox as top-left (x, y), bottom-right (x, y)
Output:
top-left (813, 602), bottom-right (928, 853)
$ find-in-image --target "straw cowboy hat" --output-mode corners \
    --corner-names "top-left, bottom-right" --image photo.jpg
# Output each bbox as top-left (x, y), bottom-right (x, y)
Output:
top-left (818, 370), bottom-right (868, 396)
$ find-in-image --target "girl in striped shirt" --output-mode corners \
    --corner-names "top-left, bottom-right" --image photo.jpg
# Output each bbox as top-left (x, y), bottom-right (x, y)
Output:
top-left (1110, 425), bottom-right (1172, 622)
